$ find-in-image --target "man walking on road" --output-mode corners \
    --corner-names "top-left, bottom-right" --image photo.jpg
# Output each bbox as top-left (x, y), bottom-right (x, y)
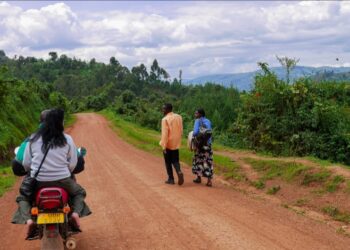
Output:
top-left (160, 103), bottom-right (184, 185)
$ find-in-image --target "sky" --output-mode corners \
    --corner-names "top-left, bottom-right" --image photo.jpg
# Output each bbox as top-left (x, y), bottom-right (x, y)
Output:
top-left (1, 1), bottom-right (350, 79)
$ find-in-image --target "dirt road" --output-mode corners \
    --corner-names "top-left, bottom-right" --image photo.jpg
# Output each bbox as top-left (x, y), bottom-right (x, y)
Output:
top-left (1, 113), bottom-right (350, 250)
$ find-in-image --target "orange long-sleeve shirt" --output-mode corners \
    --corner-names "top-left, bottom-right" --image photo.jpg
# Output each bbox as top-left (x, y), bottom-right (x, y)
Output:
top-left (159, 112), bottom-right (183, 150)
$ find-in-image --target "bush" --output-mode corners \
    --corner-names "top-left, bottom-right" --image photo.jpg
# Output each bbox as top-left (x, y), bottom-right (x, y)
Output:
top-left (234, 64), bottom-right (350, 164)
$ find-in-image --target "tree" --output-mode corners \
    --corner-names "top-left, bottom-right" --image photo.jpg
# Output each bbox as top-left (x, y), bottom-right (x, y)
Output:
top-left (160, 68), bottom-right (170, 80)
top-left (89, 58), bottom-right (96, 67)
top-left (132, 64), bottom-right (149, 82)
top-left (150, 59), bottom-right (160, 81)
top-left (109, 57), bottom-right (119, 66)
top-left (0, 50), bottom-right (6, 58)
top-left (0, 50), bottom-right (7, 64)
top-left (0, 66), bottom-right (9, 103)
top-left (276, 56), bottom-right (299, 84)
top-left (150, 59), bottom-right (169, 81)
top-left (49, 51), bottom-right (58, 61)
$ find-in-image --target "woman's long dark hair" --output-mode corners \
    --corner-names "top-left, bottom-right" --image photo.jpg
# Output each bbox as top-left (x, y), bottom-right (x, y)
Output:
top-left (31, 108), bottom-right (67, 152)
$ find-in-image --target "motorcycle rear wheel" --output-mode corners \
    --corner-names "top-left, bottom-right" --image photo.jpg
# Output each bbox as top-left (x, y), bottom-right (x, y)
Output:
top-left (40, 228), bottom-right (64, 250)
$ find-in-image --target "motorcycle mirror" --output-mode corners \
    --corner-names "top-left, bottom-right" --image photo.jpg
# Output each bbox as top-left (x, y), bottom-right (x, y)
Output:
top-left (14, 147), bottom-right (19, 155)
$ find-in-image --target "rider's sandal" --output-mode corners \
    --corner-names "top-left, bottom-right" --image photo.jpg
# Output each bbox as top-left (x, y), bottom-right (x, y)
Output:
top-left (69, 216), bottom-right (82, 233)
top-left (25, 225), bottom-right (39, 241)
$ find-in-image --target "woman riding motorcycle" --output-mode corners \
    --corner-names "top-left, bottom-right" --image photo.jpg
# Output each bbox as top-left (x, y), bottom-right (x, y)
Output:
top-left (11, 108), bottom-right (91, 240)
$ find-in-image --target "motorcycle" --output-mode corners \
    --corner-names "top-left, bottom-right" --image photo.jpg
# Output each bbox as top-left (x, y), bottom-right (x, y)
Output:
top-left (14, 146), bottom-right (87, 249)
top-left (31, 187), bottom-right (78, 250)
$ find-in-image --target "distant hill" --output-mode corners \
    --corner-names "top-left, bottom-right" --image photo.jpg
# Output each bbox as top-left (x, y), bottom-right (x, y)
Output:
top-left (184, 66), bottom-right (350, 91)
top-left (313, 70), bottom-right (350, 82)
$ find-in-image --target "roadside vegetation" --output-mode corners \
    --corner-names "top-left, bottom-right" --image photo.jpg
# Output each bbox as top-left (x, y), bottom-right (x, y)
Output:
top-left (2, 50), bottom-right (350, 165)
top-left (0, 62), bottom-right (73, 196)
top-left (0, 163), bottom-right (16, 197)
top-left (238, 156), bottom-right (350, 226)
top-left (1, 50), bottom-right (350, 224)
top-left (243, 157), bottom-right (348, 193)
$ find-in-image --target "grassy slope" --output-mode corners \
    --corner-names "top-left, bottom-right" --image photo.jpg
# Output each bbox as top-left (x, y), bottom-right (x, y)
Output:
top-left (0, 96), bottom-right (44, 197)
top-left (0, 163), bottom-right (16, 197)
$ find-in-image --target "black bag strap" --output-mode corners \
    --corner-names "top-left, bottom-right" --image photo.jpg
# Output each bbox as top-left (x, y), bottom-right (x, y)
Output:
top-left (33, 142), bottom-right (51, 178)
top-left (199, 118), bottom-right (206, 128)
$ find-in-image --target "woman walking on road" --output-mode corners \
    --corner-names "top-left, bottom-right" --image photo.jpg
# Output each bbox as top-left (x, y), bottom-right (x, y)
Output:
top-left (192, 108), bottom-right (213, 187)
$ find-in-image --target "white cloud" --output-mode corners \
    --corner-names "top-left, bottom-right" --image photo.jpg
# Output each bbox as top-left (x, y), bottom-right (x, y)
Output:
top-left (0, 1), bottom-right (350, 78)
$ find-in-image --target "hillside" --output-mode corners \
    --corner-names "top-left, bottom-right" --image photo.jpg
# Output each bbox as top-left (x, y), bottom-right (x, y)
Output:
top-left (184, 66), bottom-right (350, 90)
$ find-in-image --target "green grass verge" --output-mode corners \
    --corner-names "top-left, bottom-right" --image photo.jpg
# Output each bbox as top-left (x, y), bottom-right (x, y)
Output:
top-left (302, 170), bottom-right (332, 186)
top-left (346, 181), bottom-right (350, 193)
top-left (322, 206), bottom-right (350, 224)
top-left (101, 109), bottom-right (243, 180)
top-left (65, 113), bottom-right (77, 128)
top-left (325, 175), bottom-right (345, 193)
top-left (267, 185), bottom-right (281, 195)
top-left (243, 157), bottom-right (348, 193)
top-left (250, 180), bottom-right (265, 189)
top-left (305, 156), bottom-right (349, 169)
top-left (0, 164), bottom-right (16, 197)
top-left (294, 198), bottom-right (309, 206)
top-left (243, 158), bottom-right (309, 182)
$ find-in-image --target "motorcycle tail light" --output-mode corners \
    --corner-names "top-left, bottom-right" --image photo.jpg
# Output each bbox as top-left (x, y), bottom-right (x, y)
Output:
top-left (31, 207), bottom-right (38, 216)
top-left (63, 205), bottom-right (71, 214)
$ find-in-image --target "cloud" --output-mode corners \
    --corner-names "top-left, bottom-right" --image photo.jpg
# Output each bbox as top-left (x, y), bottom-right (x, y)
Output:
top-left (0, 2), bottom-right (80, 51)
top-left (0, 1), bottom-right (350, 78)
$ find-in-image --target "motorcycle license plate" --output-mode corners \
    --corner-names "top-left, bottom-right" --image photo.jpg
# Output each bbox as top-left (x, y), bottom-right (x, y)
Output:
top-left (37, 213), bottom-right (64, 224)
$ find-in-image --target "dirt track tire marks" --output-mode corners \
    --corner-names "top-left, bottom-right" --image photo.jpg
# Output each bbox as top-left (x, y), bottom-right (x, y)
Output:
top-left (1, 113), bottom-right (350, 249)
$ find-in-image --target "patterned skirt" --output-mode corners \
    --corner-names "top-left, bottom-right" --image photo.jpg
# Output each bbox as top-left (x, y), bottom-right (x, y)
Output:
top-left (192, 145), bottom-right (214, 178)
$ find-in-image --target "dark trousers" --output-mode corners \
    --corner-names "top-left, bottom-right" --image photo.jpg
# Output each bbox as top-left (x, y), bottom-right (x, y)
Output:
top-left (163, 149), bottom-right (181, 180)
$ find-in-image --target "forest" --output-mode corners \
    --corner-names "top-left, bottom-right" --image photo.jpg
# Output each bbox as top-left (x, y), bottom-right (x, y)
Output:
top-left (1, 50), bottom-right (350, 164)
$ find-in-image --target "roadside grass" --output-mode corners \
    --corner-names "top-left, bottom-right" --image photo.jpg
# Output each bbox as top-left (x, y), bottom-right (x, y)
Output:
top-left (322, 206), bottom-right (350, 224)
top-left (267, 185), bottom-right (281, 195)
top-left (294, 198), bottom-right (309, 206)
top-left (304, 156), bottom-right (334, 167)
top-left (242, 157), bottom-right (349, 194)
top-left (101, 110), bottom-right (243, 179)
top-left (325, 175), bottom-right (345, 193)
top-left (302, 170), bottom-right (332, 186)
top-left (346, 181), bottom-right (350, 193)
top-left (305, 156), bottom-right (349, 169)
top-left (250, 180), bottom-right (265, 189)
top-left (243, 158), bottom-right (309, 182)
top-left (336, 227), bottom-right (350, 237)
top-left (65, 113), bottom-right (77, 128)
top-left (0, 164), bottom-right (16, 197)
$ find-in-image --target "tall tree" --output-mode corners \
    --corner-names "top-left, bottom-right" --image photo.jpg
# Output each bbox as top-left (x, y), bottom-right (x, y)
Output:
top-left (49, 51), bottom-right (58, 61)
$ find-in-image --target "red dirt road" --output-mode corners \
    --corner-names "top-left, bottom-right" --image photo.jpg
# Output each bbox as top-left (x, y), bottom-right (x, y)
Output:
top-left (1, 113), bottom-right (350, 250)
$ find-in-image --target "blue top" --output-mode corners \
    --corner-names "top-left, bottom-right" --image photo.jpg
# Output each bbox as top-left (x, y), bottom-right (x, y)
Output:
top-left (193, 117), bottom-right (212, 144)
